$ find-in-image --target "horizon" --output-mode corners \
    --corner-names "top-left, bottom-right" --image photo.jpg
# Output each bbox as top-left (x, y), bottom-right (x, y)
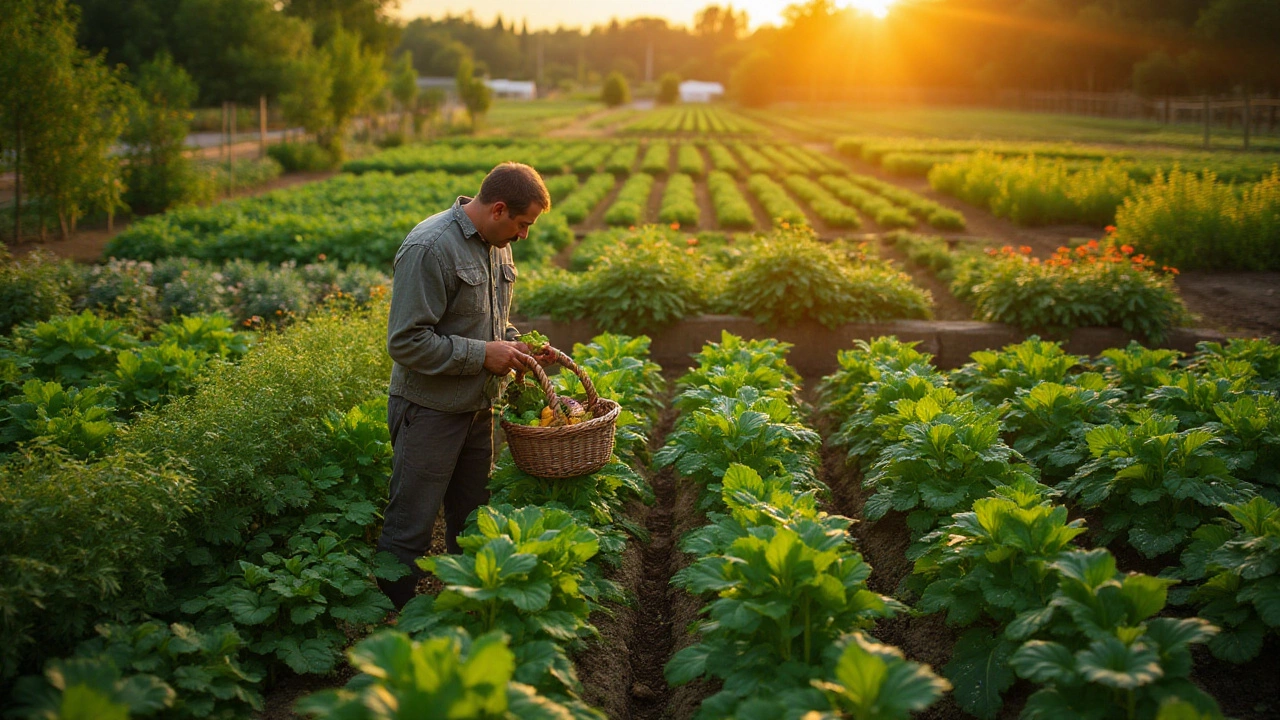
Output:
top-left (391, 0), bottom-right (897, 32)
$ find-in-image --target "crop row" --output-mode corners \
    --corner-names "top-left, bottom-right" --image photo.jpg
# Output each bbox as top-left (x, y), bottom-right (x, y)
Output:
top-left (658, 173), bottom-right (700, 226)
top-left (745, 172), bottom-right (807, 227)
top-left (818, 334), bottom-right (1280, 718)
top-left (105, 171), bottom-right (574, 269)
top-left (603, 172), bottom-right (654, 226)
top-left (655, 333), bottom-right (949, 717)
top-left (517, 225), bottom-right (932, 334)
top-left (707, 170), bottom-right (754, 229)
top-left (621, 105), bottom-right (765, 135)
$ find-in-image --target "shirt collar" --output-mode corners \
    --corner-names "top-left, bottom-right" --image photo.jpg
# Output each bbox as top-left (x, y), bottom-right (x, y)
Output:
top-left (453, 196), bottom-right (483, 243)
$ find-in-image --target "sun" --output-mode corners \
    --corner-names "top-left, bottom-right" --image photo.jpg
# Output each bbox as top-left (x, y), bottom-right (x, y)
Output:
top-left (846, 0), bottom-right (898, 18)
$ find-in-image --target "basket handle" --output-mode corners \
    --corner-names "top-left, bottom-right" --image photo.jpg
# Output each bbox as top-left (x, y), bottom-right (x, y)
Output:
top-left (516, 346), bottom-right (602, 417)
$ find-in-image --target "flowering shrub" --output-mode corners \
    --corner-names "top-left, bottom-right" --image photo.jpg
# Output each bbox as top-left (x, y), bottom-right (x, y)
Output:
top-left (951, 239), bottom-right (1187, 342)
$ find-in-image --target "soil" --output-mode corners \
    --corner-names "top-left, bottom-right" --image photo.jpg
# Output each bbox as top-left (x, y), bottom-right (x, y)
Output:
top-left (1176, 271), bottom-right (1280, 340)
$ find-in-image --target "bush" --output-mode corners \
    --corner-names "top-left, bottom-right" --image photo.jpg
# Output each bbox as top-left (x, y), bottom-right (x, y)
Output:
top-left (1113, 168), bottom-right (1280, 271)
top-left (929, 152), bottom-right (1133, 226)
top-left (601, 72), bottom-right (631, 108)
top-left (267, 142), bottom-right (338, 173)
top-left (718, 227), bottom-right (932, 327)
top-left (0, 448), bottom-right (197, 680)
top-left (951, 241), bottom-right (1188, 343)
top-left (0, 251), bottom-right (74, 333)
top-left (658, 72), bottom-right (681, 104)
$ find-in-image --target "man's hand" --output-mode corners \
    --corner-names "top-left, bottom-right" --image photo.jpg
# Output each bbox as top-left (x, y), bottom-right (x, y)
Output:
top-left (484, 341), bottom-right (537, 375)
top-left (513, 341), bottom-right (557, 367)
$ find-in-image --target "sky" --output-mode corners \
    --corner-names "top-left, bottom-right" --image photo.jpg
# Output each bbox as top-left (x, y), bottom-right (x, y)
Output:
top-left (393, 0), bottom-right (803, 31)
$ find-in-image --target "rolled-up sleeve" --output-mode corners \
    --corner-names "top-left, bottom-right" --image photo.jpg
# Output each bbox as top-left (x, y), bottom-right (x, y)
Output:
top-left (387, 245), bottom-right (486, 376)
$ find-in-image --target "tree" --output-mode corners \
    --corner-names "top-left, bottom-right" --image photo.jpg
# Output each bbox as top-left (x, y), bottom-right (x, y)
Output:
top-left (171, 0), bottom-right (314, 105)
top-left (1, 0), bottom-right (130, 240)
top-left (122, 52), bottom-right (199, 212)
top-left (389, 51), bottom-right (418, 135)
top-left (731, 51), bottom-right (777, 108)
top-left (323, 26), bottom-right (386, 156)
top-left (1133, 51), bottom-right (1188, 123)
top-left (282, 0), bottom-right (399, 54)
top-left (658, 72), bottom-right (681, 104)
top-left (1196, 0), bottom-right (1280, 149)
top-left (601, 71), bottom-right (631, 107)
top-left (455, 56), bottom-right (492, 130)
top-left (280, 46), bottom-right (334, 140)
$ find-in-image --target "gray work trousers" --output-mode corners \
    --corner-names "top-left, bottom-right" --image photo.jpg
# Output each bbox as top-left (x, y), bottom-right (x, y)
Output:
top-left (377, 394), bottom-right (492, 577)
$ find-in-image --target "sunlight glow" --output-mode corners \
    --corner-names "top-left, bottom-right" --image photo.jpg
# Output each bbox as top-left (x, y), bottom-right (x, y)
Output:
top-left (846, 0), bottom-right (898, 19)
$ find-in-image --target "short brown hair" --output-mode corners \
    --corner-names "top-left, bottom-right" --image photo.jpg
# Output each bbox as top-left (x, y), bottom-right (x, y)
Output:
top-left (476, 162), bottom-right (551, 214)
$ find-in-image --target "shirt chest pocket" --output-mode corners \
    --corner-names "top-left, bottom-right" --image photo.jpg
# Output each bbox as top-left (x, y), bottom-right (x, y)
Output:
top-left (452, 265), bottom-right (488, 315)
top-left (498, 263), bottom-right (517, 317)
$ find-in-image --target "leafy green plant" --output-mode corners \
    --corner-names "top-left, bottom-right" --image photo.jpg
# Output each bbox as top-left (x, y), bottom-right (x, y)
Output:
top-left (1176, 496), bottom-right (1280, 663)
top-left (0, 250), bottom-right (74, 333)
top-left (654, 385), bottom-right (821, 509)
top-left (707, 170), bottom-right (755, 228)
top-left (8, 656), bottom-right (175, 720)
top-left (1146, 368), bottom-right (1251, 430)
top-left (863, 390), bottom-right (1037, 537)
top-left (717, 227), bottom-right (932, 328)
top-left (602, 172), bottom-right (654, 226)
top-left (1192, 338), bottom-right (1280, 389)
top-left (180, 531), bottom-right (395, 675)
top-left (1062, 411), bottom-right (1250, 558)
top-left (152, 315), bottom-right (254, 359)
top-left (907, 482), bottom-right (1083, 718)
top-left (816, 336), bottom-right (937, 423)
top-left (15, 310), bottom-right (138, 387)
top-left (79, 259), bottom-right (159, 324)
top-left (809, 633), bottom-right (950, 720)
top-left (951, 337), bottom-right (1082, 406)
top-left (951, 243), bottom-right (1187, 343)
top-left (13, 621), bottom-right (264, 720)
top-left (1207, 394), bottom-right (1280, 495)
top-left (0, 380), bottom-right (117, 457)
top-left (1095, 342), bottom-right (1184, 400)
top-left (113, 344), bottom-right (211, 414)
top-left (1008, 549), bottom-right (1223, 720)
top-left (295, 629), bottom-right (603, 720)
top-left (576, 231), bottom-right (705, 334)
top-left (1002, 378), bottom-right (1126, 483)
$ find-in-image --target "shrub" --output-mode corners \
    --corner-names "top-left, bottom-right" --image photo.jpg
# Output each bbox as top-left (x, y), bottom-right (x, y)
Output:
top-left (718, 226), bottom-right (932, 327)
top-left (929, 152), bottom-right (1133, 226)
top-left (78, 258), bottom-right (159, 323)
top-left (0, 380), bottom-right (117, 457)
top-left (951, 241), bottom-right (1188, 343)
top-left (0, 250), bottom-right (75, 334)
top-left (1113, 168), bottom-right (1280, 271)
top-left (601, 72), bottom-right (631, 107)
top-left (12, 311), bottom-right (139, 388)
top-left (267, 142), bottom-right (338, 173)
top-left (0, 448), bottom-right (196, 680)
top-left (658, 72), bottom-right (681, 104)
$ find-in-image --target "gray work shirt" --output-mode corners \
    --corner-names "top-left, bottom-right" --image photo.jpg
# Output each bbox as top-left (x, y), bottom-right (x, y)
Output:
top-left (386, 196), bottom-right (520, 413)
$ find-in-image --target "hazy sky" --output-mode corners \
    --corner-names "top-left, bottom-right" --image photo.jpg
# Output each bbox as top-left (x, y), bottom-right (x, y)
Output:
top-left (393, 0), bottom-right (794, 31)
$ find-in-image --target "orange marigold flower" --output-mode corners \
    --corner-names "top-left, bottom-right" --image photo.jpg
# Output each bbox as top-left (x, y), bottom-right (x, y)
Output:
top-left (318, 253), bottom-right (328, 261)
top-left (1120, 244), bottom-right (1134, 254)
top-left (1019, 245), bottom-right (1033, 255)
top-left (670, 222), bottom-right (681, 230)
top-left (1104, 225), bottom-right (1117, 234)
top-left (1001, 245), bottom-right (1014, 254)
top-left (686, 237), bottom-right (698, 246)
top-left (1076, 246), bottom-right (1089, 257)
top-left (1086, 239), bottom-right (1099, 249)
top-left (781, 221), bottom-right (791, 229)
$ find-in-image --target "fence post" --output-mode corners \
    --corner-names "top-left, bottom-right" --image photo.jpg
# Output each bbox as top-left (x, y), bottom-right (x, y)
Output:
top-left (1203, 95), bottom-right (1211, 150)
top-left (259, 95), bottom-right (268, 159)
top-left (1243, 89), bottom-right (1251, 151)
top-left (227, 101), bottom-right (235, 197)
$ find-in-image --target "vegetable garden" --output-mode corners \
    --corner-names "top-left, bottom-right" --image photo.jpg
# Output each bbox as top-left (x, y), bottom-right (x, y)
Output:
top-left (4, 97), bottom-right (1279, 720)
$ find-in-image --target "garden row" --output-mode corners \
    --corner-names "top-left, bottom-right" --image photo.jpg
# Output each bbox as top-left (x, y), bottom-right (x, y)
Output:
top-left (652, 332), bottom-right (951, 717)
top-left (815, 333), bottom-right (1280, 718)
top-left (620, 105), bottom-right (766, 136)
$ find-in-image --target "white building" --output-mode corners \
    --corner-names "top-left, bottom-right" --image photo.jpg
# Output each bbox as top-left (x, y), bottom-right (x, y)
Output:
top-left (485, 79), bottom-right (537, 100)
top-left (679, 80), bottom-right (725, 103)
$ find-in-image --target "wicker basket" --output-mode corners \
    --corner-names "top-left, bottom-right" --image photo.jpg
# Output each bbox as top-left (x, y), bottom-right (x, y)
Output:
top-left (500, 346), bottom-right (619, 478)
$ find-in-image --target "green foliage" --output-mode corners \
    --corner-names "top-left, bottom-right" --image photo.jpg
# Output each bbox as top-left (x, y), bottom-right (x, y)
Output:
top-left (746, 173), bottom-right (808, 227)
top-left (0, 251), bottom-right (74, 333)
top-left (7, 656), bottom-right (174, 720)
top-left (1096, 342), bottom-right (1185, 400)
top-left (819, 175), bottom-right (916, 229)
top-left (1062, 411), bottom-right (1250, 558)
top-left (0, 380), bottom-right (117, 457)
top-left (950, 244), bottom-right (1187, 343)
top-left (295, 629), bottom-right (602, 720)
top-left (657, 72), bottom-right (681, 104)
top-left (1008, 549), bottom-right (1223, 720)
top-left (13, 621), bottom-right (264, 720)
top-left (179, 531), bottom-right (393, 675)
top-left (113, 343), bottom-right (211, 414)
top-left (13, 311), bottom-right (138, 388)
top-left (120, 304), bottom-right (390, 549)
top-left (1002, 378), bottom-right (1126, 482)
top-left (718, 227), bottom-right (932, 328)
top-left (951, 336), bottom-right (1083, 406)
top-left (909, 484), bottom-right (1083, 718)
top-left (1207, 393), bottom-right (1280, 494)
top-left (152, 314), bottom-right (254, 360)
top-left (557, 173), bottom-right (615, 224)
top-left (601, 72), bottom-right (630, 108)
top-left (122, 53), bottom-right (201, 213)
top-left (930, 152), bottom-right (1134, 226)
top-left (658, 173), bottom-right (700, 226)
top-left (707, 170), bottom-right (755, 228)
top-left (80, 259), bottom-right (160, 325)
top-left (810, 633), bottom-right (951, 720)
top-left (784, 175), bottom-right (862, 228)
top-left (603, 172), bottom-right (654, 226)
top-left (1177, 497), bottom-right (1280, 663)
top-left (1114, 169), bottom-right (1280, 271)
top-left (0, 449), bottom-right (196, 680)
top-left (266, 142), bottom-right (339, 173)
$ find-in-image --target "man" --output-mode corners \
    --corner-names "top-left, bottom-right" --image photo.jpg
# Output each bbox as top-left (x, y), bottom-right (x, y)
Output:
top-left (376, 161), bottom-right (552, 609)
